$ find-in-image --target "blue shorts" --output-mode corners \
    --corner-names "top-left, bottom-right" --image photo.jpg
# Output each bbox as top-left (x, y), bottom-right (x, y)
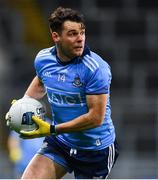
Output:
top-left (37, 136), bottom-right (119, 179)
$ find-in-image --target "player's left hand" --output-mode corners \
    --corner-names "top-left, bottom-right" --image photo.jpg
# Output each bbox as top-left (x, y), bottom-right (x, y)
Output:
top-left (20, 116), bottom-right (56, 139)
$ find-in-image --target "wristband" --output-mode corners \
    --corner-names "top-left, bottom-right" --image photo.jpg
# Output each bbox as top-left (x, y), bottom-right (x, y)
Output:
top-left (50, 125), bottom-right (57, 135)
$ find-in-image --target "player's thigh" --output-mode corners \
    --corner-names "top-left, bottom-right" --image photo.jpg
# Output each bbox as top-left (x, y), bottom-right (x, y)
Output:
top-left (21, 154), bottom-right (67, 179)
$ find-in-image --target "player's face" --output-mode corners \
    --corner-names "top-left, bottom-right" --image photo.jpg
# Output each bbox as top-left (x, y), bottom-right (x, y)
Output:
top-left (54, 21), bottom-right (85, 62)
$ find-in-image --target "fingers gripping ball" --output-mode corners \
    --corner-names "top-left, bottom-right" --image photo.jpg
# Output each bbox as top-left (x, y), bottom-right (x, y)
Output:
top-left (7, 97), bottom-right (46, 133)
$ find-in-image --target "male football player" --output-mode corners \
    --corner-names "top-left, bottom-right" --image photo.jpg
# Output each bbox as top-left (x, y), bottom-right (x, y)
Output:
top-left (7, 7), bottom-right (119, 179)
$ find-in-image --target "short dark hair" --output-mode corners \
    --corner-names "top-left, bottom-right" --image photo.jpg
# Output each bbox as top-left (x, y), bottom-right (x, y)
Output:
top-left (48, 7), bottom-right (85, 34)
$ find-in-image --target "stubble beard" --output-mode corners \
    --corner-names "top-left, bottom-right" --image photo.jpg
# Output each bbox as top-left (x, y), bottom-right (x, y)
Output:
top-left (58, 44), bottom-right (78, 62)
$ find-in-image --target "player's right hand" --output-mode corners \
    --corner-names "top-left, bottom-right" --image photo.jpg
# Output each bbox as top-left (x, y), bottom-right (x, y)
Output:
top-left (20, 115), bottom-right (57, 139)
top-left (5, 112), bottom-right (11, 126)
top-left (5, 99), bottom-right (17, 127)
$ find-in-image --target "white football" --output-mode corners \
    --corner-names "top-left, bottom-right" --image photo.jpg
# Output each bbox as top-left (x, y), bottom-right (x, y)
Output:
top-left (8, 97), bottom-right (46, 133)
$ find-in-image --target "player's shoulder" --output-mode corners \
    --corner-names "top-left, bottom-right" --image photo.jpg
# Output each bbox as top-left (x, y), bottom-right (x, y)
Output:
top-left (35, 46), bottom-right (55, 60)
top-left (34, 46), bottom-right (56, 71)
top-left (82, 50), bottom-right (110, 73)
top-left (91, 51), bottom-right (110, 67)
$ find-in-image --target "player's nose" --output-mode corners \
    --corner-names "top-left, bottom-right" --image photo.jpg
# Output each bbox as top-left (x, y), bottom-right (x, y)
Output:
top-left (77, 33), bottom-right (85, 42)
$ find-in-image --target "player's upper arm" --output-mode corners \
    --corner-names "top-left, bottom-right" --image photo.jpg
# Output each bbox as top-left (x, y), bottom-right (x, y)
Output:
top-left (25, 76), bottom-right (46, 100)
top-left (86, 94), bottom-right (108, 126)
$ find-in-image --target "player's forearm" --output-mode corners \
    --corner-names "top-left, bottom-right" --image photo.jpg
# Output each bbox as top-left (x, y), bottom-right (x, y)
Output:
top-left (25, 76), bottom-right (46, 100)
top-left (55, 95), bottom-right (106, 133)
top-left (55, 111), bottom-right (104, 133)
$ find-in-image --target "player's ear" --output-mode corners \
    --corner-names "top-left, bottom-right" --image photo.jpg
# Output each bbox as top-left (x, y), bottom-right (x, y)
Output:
top-left (50, 31), bottom-right (60, 43)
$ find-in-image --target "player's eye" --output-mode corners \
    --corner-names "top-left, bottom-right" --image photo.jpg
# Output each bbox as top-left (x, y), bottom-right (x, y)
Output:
top-left (68, 32), bottom-right (78, 36)
top-left (80, 31), bottom-right (85, 35)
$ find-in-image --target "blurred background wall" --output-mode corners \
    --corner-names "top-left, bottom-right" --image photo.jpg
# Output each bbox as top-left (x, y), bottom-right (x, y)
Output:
top-left (0, 0), bottom-right (158, 178)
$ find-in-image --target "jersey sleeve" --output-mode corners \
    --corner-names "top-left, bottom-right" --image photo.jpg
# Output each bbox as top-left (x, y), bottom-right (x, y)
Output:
top-left (85, 63), bottom-right (112, 95)
top-left (34, 52), bottom-right (42, 79)
top-left (34, 47), bottom-right (54, 80)
top-left (34, 49), bottom-right (49, 80)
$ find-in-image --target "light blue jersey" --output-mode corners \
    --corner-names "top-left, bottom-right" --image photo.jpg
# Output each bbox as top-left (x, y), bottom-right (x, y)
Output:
top-left (34, 46), bottom-right (115, 150)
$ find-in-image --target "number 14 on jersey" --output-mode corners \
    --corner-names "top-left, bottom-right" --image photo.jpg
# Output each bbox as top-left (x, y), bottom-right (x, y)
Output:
top-left (58, 73), bottom-right (66, 82)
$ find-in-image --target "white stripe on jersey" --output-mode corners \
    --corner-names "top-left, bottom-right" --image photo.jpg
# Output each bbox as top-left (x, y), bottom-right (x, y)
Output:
top-left (83, 55), bottom-right (99, 72)
top-left (37, 52), bottom-right (52, 58)
top-left (37, 47), bottom-right (53, 57)
top-left (85, 55), bottom-right (99, 68)
top-left (40, 63), bottom-right (53, 72)
top-left (83, 60), bottom-right (94, 72)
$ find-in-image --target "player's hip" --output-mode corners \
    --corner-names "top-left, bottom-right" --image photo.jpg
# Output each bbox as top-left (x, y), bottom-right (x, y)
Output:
top-left (37, 136), bottom-right (119, 178)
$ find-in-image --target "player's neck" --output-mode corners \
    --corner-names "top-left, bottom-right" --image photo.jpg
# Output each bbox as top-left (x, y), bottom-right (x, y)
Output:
top-left (56, 47), bottom-right (76, 63)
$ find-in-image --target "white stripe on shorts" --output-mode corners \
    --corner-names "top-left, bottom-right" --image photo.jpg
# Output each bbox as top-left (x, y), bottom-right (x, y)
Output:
top-left (106, 143), bottom-right (115, 179)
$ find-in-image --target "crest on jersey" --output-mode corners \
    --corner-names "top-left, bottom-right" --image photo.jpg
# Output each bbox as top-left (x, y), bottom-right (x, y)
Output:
top-left (72, 76), bottom-right (83, 87)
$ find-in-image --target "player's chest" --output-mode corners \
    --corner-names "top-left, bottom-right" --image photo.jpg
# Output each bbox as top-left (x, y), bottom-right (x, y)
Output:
top-left (41, 65), bottom-right (85, 93)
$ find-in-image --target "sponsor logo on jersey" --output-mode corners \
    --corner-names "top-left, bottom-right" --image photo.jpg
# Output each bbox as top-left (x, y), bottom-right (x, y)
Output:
top-left (46, 87), bottom-right (85, 106)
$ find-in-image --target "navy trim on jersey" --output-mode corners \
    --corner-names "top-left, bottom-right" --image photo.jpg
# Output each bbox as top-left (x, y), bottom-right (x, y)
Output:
top-left (49, 45), bottom-right (91, 66)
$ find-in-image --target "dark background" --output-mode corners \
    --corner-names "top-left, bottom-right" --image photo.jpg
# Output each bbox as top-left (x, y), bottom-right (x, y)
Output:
top-left (0, 0), bottom-right (158, 178)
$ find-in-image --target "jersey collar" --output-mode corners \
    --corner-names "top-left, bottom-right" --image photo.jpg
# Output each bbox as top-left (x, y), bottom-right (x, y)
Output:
top-left (50, 45), bottom-right (90, 65)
